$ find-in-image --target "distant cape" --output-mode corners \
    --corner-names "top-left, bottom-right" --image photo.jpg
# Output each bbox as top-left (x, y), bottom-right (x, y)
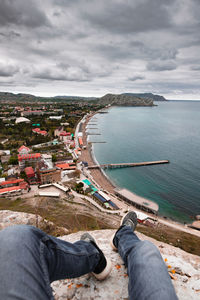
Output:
top-left (97, 93), bottom-right (155, 106)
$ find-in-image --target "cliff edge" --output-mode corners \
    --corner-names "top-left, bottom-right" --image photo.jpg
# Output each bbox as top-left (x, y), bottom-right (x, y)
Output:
top-left (0, 210), bottom-right (199, 299)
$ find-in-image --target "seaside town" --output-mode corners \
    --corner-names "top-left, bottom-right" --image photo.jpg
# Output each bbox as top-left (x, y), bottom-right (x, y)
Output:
top-left (0, 98), bottom-right (200, 234)
top-left (0, 97), bottom-right (200, 298)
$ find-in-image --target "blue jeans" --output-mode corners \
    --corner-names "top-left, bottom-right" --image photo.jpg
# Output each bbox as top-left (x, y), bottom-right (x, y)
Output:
top-left (114, 226), bottom-right (178, 300)
top-left (0, 225), bottom-right (177, 300)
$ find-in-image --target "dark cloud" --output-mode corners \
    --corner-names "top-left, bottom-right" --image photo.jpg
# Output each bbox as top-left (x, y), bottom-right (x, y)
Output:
top-left (0, 0), bottom-right (199, 99)
top-left (147, 61), bottom-right (177, 71)
top-left (0, 64), bottom-right (19, 77)
top-left (0, 0), bottom-right (50, 27)
top-left (82, 0), bottom-right (173, 34)
top-left (0, 30), bottom-right (21, 38)
top-left (128, 75), bottom-right (145, 81)
top-left (31, 65), bottom-right (91, 82)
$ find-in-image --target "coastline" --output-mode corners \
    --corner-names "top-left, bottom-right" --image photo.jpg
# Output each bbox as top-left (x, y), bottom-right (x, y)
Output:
top-left (78, 111), bottom-right (200, 237)
top-left (79, 112), bottom-right (116, 193)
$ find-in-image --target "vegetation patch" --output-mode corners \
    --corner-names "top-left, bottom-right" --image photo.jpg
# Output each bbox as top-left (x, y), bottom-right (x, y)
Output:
top-left (137, 224), bottom-right (200, 256)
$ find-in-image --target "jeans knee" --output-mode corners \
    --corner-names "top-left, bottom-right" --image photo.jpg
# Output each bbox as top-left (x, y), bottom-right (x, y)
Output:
top-left (0, 225), bottom-right (38, 250)
top-left (141, 240), bottom-right (159, 255)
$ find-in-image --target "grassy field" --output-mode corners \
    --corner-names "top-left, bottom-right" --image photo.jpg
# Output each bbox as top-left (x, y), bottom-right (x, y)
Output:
top-left (137, 224), bottom-right (200, 256)
top-left (0, 196), bottom-right (200, 256)
top-left (0, 197), bottom-right (113, 236)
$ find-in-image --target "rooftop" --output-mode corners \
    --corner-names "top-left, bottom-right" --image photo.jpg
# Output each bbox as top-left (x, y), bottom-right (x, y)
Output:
top-left (0, 179), bottom-right (24, 186)
top-left (18, 153), bottom-right (41, 161)
top-left (0, 186), bottom-right (22, 194)
top-left (18, 145), bottom-right (30, 153)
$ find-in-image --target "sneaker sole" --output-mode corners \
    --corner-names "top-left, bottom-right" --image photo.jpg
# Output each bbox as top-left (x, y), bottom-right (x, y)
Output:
top-left (110, 212), bottom-right (138, 252)
top-left (92, 257), bottom-right (112, 280)
top-left (121, 211), bottom-right (137, 227)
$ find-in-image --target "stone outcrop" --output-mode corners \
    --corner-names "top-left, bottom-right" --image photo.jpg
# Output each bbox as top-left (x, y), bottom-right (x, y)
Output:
top-left (0, 210), bottom-right (199, 299)
top-left (0, 210), bottom-right (68, 235)
top-left (52, 230), bottom-right (200, 300)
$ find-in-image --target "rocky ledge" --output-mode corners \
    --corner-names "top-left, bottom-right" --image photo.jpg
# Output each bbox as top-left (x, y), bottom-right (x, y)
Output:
top-left (52, 230), bottom-right (200, 300)
top-left (0, 210), bottom-right (199, 299)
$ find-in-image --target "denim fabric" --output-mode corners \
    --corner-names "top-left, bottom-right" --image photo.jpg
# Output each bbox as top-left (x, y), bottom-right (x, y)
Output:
top-left (0, 224), bottom-right (178, 300)
top-left (113, 226), bottom-right (178, 300)
top-left (0, 225), bottom-right (100, 300)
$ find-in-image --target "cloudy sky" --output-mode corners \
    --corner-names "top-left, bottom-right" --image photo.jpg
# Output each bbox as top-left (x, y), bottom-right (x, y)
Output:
top-left (0, 0), bottom-right (200, 99)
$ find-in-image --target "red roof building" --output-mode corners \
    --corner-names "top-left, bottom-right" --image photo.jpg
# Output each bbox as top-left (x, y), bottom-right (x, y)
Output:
top-left (18, 145), bottom-right (31, 154)
top-left (39, 130), bottom-right (47, 136)
top-left (32, 128), bottom-right (47, 136)
top-left (32, 128), bottom-right (40, 133)
top-left (25, 167), bottom-right (35, 178)
top-left (0, 179), bottom-right (24, 187)
top-left (78, 137), bottom-right (83, 147)
top-left (60, 131), bottom-right (71, 136)
top-left (0, 186), bottom-right (22, 195)
top-left (56, 163), bottom-right (76, 170)
top-left (18, 153), bottom-right (41, 161)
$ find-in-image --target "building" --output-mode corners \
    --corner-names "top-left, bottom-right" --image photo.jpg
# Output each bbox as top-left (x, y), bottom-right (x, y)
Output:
top-left (15, 117), bottom-right (30, 124)
top-left (78, 137), bottom-right (83, 148)
top-left (114, 188), bottom-right (159, 214)
top-left (18, 145), bottom-right (31, 155)
top-left (38, 168), bottom-right (61, 184)
top-left (0, 179), bottom-right (24, 188)
top-left (60, 131), bottom-right (71, 137)
top-left (21, 110), bottom-right (44, 117)
top-left (18, 153), bottom-right (41, 170)
top-left (25, 167), bottom-right (35, 182)
top-left (0, 179), bottom-right (29, 197)
top-left (32, 128), bottom-right (48, 136)
top-left (42, 154), bottom-right (53, 169)
top-left (49, 116), bottom-right (63, 120)
top-left (0, 186), bottom-right (25, 197)
top-left (56, 163), bottom-right (76, 170)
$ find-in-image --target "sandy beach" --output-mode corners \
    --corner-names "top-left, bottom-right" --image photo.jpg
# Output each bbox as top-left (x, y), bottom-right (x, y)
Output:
top-left (79, 113), bottom-right (116, 193)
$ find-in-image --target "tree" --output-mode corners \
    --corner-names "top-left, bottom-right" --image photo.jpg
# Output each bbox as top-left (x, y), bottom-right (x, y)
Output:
top-left (52, 154), bottom-right (57, 162)
top-left (8, 156), bottom-right (18, 165)
top-left (75, 182), bottom-right (84, 193)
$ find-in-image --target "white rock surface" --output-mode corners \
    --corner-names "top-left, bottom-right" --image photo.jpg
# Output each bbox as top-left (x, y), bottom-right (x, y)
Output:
top-left (51, 230), bottom-right (200, 300)
top-left (0, 210), bottom-right (199, 299)
top-left (0, 210), bottom-right (68, 234)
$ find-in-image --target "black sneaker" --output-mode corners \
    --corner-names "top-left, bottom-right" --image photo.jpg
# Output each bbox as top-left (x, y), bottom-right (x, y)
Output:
top-left (110, 211), bottom-right (138, 251)
top-left (80, 233), bottom-right (112, 280)
top-left (121, 211), bottom-right (138, 231)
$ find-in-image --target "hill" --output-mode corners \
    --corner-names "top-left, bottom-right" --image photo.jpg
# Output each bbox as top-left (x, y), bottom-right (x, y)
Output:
top-left (123, 92), bottom-right (167, 101)
top-left (0, 92), bottom-right (97, 103)
top-left (0, 91), bottom-right (165, 104)
top-left (98, 93), bottom-right (154, 106)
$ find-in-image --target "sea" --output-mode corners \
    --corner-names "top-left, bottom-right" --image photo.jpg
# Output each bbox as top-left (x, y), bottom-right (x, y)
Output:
top-left (88, 101), bottom-right (200, 223)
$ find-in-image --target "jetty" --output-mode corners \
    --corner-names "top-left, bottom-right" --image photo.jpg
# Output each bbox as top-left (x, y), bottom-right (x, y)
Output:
top-left (88, 160), bottom-right (169, 170)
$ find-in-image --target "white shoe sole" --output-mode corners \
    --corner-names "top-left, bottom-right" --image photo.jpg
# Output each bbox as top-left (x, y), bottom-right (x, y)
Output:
top-left (92, 258), bottom-right (112, 280)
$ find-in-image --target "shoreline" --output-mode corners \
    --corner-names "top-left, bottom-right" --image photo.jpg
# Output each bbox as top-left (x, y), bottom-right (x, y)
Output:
top-left (78, 111), bottom-right (200, 237)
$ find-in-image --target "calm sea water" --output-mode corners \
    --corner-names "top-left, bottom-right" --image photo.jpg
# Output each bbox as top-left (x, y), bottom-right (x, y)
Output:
top-left (88, 101), bottom-right (200, 223)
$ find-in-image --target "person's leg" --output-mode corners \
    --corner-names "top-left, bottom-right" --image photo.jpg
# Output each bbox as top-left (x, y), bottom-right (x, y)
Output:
top-left (112, 215), bottom-right (178, 300)
top-left (0, 225), bottom-right (108, 300)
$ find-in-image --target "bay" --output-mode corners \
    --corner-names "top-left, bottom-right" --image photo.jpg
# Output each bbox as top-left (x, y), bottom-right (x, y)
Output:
top-left (88, 101), bottom-right (200, 223)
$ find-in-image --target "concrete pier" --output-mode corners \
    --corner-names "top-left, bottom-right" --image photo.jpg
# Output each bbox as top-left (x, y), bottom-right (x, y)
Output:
top-left (88, 160), bottom-right (169, 169)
